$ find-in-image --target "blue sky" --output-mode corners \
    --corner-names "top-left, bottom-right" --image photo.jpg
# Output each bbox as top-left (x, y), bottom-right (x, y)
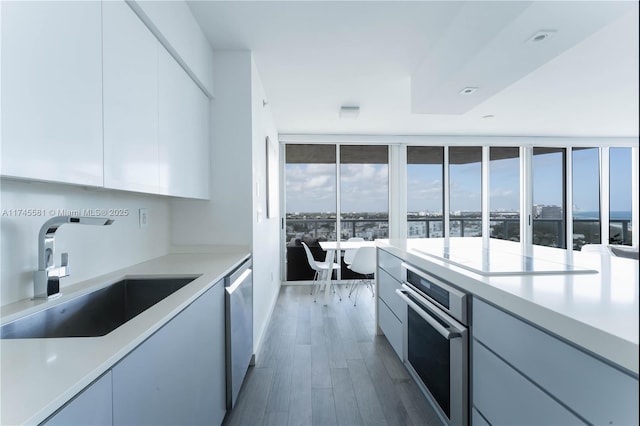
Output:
top-left (286, 147), bottom-right (634, 214)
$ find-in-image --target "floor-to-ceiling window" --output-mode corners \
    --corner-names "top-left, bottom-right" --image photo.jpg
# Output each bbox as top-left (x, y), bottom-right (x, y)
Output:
top-left (285, 144), bottom-right (336, 242)
top-left (489, 147), bottom-right (520, 242)
top-left (283, 141), bottom-right (636, 281)
top-left (284, 143), bottom-right (390, 281)
top-left (340, 145), bottom-right (389, 240)
top-left (449, 147), bottom-right (482, 237)
top-left (284, 144), bottom-right (336, 281)
top-left (572, 147), bottom-right (601, 249)
top-left (609, 147), bottom-right (633, 245)
top-left (407, 146), bottom-right (444, 238)
top-left (533, 147), bottom-right (566, 248)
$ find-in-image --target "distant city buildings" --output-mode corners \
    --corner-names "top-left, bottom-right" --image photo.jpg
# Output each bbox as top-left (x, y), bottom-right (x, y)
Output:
top-left (535, 205), bottom-right (563, 219)
top-left (286, 205), bottom-right (631, 248)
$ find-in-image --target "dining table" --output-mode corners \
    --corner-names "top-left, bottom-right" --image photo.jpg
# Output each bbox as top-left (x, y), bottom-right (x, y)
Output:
top-left (318, 240), bottom-right (377, 304)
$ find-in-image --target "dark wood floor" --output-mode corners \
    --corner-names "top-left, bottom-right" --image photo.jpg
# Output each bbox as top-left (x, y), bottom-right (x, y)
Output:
top-left (223, 284), bottom-right (441, 426)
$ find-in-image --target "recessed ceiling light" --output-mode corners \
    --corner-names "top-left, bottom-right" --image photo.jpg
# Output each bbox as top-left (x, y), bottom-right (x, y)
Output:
top-left (526, 30), bottom-right (557, 44)
top-left (339, 105), bottom-right (360, 119)
top-left (459, 87), bottom-right (478, 95)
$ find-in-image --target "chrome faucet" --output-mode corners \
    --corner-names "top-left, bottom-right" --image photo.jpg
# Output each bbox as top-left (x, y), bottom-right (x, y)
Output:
top-left (33, 216), bottom-right (114, 300)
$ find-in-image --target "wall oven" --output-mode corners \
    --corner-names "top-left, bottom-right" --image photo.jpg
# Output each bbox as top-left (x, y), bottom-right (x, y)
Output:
top-left (395, 263), bottom-right (469, 425)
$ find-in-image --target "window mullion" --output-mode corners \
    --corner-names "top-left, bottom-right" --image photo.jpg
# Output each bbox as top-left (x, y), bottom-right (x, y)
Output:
top-left (336, 144), bottom-right (341, 243)
top-left (520, 146), bottom-right (533, 257)
top-left (566, 148), bottom-right (574, 250)
top-left (482, 146), bottom-right (490, 248)
top-left (443, 146), bottom-right (450, 243)
top-left (600, 147), bottom-right (610, 245)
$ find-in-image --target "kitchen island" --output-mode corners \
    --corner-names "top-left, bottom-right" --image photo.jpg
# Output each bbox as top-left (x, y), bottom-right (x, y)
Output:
top-left (0, 245), bottom-right (250, 426)
top-left (376, 237), bottom-right (638, 425)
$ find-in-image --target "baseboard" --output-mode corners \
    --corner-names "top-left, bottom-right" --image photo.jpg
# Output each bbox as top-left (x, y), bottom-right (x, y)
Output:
top-left (251, 280), bottom-right (282, 364)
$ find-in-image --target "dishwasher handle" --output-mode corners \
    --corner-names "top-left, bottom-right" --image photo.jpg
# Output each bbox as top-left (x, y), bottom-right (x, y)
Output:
top-left (226, 269), bottom-right (252, 294)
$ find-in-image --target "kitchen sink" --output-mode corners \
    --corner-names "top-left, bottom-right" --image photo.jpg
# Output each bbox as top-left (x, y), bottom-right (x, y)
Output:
top-left (0, 277), bottom-right (197, 339)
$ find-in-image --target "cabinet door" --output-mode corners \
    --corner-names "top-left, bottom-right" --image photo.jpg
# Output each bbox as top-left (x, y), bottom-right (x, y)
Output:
top-left (378, 296), bottom-right (404, 360)
top-left (473, 298), bottom-right (639, 425)
top-left (43, 372), bottom-right (112, 426)
top-left (1, 1), bottom-right (103, 186)
top-left (473, 341), bottom-right (584, 425)
top-left (103, 0), bottom-right (160, 194)
top-left (378, 267), bottom-right (404, 320)
top-left (112, 281), bottom-right (226, 425)
top-left (158, 47), bottom-right (210, 199)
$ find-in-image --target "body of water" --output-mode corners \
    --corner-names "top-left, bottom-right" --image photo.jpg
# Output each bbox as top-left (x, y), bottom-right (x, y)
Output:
top-left (573, 211), bottom-right (631, 220)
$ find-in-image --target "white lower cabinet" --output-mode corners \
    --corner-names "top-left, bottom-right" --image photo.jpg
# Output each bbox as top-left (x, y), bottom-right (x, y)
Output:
top-left (472, 298), bottom-right (639, 425)
top-left (43, 372), bottom-right (112, 426)
top-left (473, 341), bottom-right (583, 425)
top-left (376, 249), bottom-right (406, 360)
top-left (378, 298), bottom-right (404, 358)
top-left (112, 281), bottom-right (226, 425)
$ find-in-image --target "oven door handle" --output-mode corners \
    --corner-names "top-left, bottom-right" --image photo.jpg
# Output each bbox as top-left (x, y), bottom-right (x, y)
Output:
top-left (395, 286), bottom-right (462, 341)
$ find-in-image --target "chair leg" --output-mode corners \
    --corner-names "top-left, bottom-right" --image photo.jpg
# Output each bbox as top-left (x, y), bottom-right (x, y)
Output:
top-left (349, 280), bottom-right (358, 298)
top-left (353, 282), bottom-right (362, 306)
top-left (331, 279), bottom-right (342, 301)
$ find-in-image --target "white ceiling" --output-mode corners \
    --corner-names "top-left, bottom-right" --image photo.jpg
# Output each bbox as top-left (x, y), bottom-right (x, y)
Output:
top-left (187, 1), bottom-right (639, 137)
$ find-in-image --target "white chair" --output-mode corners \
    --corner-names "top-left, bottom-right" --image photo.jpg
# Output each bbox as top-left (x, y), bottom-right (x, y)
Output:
top-left (343, 237), bottom-right (365, 266)
top-left (347, 246), bottom-right (376, 306)
top-left (301, 242), bottom-right (341, 302)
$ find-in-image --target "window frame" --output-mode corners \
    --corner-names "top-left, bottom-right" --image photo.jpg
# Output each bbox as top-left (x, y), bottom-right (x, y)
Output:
top-left (280, 138), bottom-right (638, 283)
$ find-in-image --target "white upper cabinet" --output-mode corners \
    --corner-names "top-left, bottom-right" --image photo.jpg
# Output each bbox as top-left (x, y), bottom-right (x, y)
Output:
top-left (158, 47), bottom-right (210, 199)
top-left (1, 1), bottom-right (103, 186)
top-left (102, 0), bottom-right (160, 194)
top-left (2, 0), bottom-right (211, 199)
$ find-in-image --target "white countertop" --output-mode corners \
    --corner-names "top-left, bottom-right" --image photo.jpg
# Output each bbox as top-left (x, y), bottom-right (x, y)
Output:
top-left (377, 238), bottom-right (639, 376)
top-left (0, 245), bottom-right (250, 426)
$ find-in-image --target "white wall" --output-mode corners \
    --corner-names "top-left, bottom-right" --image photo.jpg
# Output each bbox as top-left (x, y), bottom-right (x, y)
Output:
top-left (171, 51), bottom-right (281, 357)
top-left (0, 180), bottom-right (171, 306)
top-left (171, 51), bottom-right (253, 246)
top-left (250, 58), bottom-right (281, 357)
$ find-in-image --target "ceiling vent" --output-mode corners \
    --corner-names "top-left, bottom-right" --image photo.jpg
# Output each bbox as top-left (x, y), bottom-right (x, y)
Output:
top-left (339, 105), bottom-right (360, 119)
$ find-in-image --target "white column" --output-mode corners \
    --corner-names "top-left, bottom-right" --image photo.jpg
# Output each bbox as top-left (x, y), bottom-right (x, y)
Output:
top-left (566, 148), bottom-right (573, 251)
top-left (388, 144), bottom-right (407, 240)
top-left (443, 146), bottom-right (450, 246)
top-left (600, 147), bottom-right (610, 245)
top-left (482, 146), bottom-right (490, 249)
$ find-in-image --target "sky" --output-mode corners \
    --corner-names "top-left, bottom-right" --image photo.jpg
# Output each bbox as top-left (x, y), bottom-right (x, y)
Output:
top-left (286, 147), bottom-right (634, 215)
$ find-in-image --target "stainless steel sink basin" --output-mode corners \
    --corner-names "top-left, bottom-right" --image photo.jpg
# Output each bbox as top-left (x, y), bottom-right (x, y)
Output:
top-left (0, 277), bottom-right (197, 339)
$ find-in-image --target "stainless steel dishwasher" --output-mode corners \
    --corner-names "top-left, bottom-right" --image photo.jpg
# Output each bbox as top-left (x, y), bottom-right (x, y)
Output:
top-left (225, 258), bottom-right (253, 409)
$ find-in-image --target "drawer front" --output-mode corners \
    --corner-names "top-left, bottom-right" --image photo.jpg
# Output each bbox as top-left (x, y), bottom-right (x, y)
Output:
top-left (471, 407), bottom-right (490, 426)
top-left (44, 371), bottom-right (112, 425)
top-left (378, 249), bottom-right (403, 279)
top-left (378, 299), bottom-right (403, 360)
top-left (473, 341), bottom-right (584, 426)
top-left (377, 267), bottom-right (405, 321)
top-left (473, 298), bottom-right (638, 426)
